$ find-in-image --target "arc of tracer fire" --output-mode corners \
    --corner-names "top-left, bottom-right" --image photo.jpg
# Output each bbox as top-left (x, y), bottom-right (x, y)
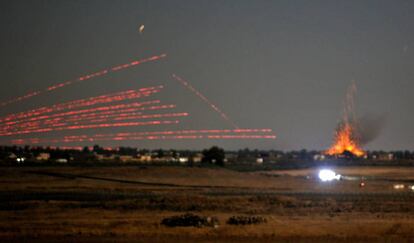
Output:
top-left (0, 53), bottom-right (167, 107)
top-left (171, 74), bottom-right (239, 129)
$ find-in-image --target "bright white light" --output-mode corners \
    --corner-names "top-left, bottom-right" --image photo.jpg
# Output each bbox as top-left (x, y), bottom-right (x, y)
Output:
top-left (393, 184), bottom-right (405, 190)
top-left (318, 169), bottom-right (341, 182)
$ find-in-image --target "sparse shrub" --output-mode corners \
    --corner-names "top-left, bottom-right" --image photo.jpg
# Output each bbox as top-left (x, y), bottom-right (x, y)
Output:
top-left (227, 215), bottom-right (267, 225)
top-left (249, 195), bottom-right (300, 207)
top-left (385, 223), bottom-right (403, 235)
top-left (161, 213), bottom-right (219, 227)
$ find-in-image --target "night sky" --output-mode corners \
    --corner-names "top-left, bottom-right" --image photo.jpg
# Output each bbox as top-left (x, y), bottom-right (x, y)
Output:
top-left (0, 0), bottom-right (413, 150)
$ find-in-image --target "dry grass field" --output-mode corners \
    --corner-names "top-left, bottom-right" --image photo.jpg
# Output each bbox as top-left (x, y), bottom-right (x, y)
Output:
top-left (1, 165), bottom-right (414, 242)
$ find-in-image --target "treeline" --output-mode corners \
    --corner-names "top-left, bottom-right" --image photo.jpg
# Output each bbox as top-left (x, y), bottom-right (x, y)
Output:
top-left (0, 145), bottom-right (413, 166)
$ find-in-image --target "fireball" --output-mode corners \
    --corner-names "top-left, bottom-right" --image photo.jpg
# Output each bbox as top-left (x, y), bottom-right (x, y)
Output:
top-left (325, 81), bottom-right (365, 157)
top-left (326, 123), bottom-right (364, 157)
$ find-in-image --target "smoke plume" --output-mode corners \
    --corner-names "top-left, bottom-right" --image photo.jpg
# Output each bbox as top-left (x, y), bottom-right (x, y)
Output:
top-left (356, 114), bottom-right (387, 145)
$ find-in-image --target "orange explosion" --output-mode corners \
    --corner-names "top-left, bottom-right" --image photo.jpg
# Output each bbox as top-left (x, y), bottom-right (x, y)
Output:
top-left (325, 81), bottom-right (365, 157)
top-left (325, 123), bottom-right (364, 157)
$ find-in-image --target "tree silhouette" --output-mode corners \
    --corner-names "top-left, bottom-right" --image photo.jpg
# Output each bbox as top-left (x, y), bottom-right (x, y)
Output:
top-left (202, 146), bottom-right (225, 166)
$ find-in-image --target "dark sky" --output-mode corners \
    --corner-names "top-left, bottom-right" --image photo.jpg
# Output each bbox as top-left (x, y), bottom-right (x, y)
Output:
top-left (0, 0), bottom-right (413, 150)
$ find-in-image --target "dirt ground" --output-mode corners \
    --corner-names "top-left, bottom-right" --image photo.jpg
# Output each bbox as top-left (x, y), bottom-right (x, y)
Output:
top-left (1, 165), bottom-right (414, 242)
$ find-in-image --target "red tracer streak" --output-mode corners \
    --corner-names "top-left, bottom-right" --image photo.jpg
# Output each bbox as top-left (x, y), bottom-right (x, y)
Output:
top-left (0, 54), bottom-right (167, 107)
top-left (0, 120), bottom-right (180, 136)
top-left (172, 74), bottom-right (239, 129)
top-left (2, 112), bottom-right (188, 134)
top-left (0, 86), bottom-right (162, 124)
top-left (10, 129), bottom-right (276, 144)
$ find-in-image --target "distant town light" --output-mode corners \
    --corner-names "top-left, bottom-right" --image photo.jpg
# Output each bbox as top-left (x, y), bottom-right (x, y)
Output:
top-left (393, 184), bottom-right (405, 190)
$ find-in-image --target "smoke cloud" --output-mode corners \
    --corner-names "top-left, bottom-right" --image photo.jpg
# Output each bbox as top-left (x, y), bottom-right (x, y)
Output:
top-left (356, 113), bottom-right (387, 145)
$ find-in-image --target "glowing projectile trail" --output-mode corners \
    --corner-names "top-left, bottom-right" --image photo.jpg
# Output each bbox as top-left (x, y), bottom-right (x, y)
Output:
top-left (95, 128), bottom-right (274, 137)
top-left (0, 94), bottom-right (160, 130)
top-left (11, 134), bottom-right (275, 144)
top-left (0, 101), bottom-right (164, 131)
top-left (56, 111), bottom-right (144, 124)
top-left (0, 103), bottom-right (177, 134)
top-left (1, 112), bottom-right (188, 134)
top-left (10, 129), bottom-right (276, 144)
top-left (0, 120), bottom-right (180, 136)
top-left (171, 74), bottom-right (239, 129)
top-left (0, 86), bottom-right (163, 124)
top-left (87, 128), bottom-right (274, 138)
top-left (206, 135), bottom-right (276, 139)
top-left (108, 134), bottom-right (276, 141)
top-left (0, 54), bottom-right (167, 107)
top-left (0, 86), bottom-right (162, 123)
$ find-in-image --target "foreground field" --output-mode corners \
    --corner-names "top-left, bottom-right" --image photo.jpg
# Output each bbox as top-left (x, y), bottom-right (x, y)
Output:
top-left (1, 165), bottom-right (414, 242)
